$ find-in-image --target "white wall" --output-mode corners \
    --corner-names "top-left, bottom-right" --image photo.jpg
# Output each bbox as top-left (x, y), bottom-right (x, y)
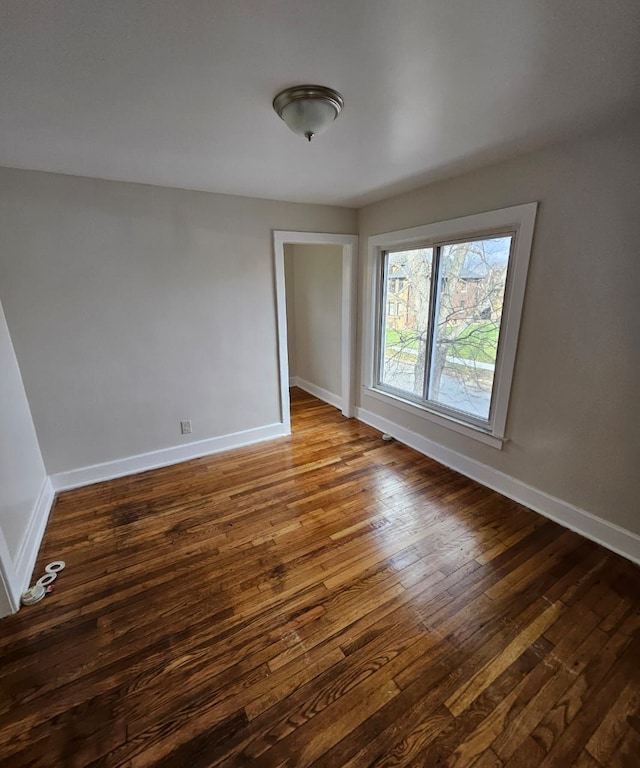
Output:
top-left (358, 117), bottom-right (640, 537)
top-left (286, 243), bottom-right (343, 400)
top-left (0, 169), bottom-right (356, 477)
top-left (0, 300), bottom-right (48, 614)
top-left (284, 245), bottom-right (297, 380)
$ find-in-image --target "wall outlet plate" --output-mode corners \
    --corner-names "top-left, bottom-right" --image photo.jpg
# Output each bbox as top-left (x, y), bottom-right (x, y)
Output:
top-left (180, 420), bottom-right (192, 435)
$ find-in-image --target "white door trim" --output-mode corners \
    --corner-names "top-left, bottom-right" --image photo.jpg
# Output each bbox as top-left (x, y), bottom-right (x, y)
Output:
top-left (273, 231), bottom-right (358, 432)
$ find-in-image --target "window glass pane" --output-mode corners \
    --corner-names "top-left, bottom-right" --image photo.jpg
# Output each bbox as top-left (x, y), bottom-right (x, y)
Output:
top-left (428, 236), bottom-right (512, 421)
top-left (379, 248), bottom-right (433, 396)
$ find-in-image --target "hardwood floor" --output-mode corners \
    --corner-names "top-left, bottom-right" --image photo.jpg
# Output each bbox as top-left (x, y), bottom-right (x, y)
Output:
top-left (1, 388), bottom-right (640, 767)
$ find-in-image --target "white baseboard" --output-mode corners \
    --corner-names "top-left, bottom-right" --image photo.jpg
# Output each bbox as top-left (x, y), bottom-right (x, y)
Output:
top-left (0, 569), bottom-right (14, 618)
top-left (2, 477), bottom-right (56, 613)
top-left (289, 376), bottom-right (297, 387)
top-left (14, 477), bottom-right (55, 595)
top-left (51, 423), bottom-right (288, 492)
top-left (293, 377), bottom-right (342, 411)
top-left (0, 526), bottom-right (17, 617)
top-left (355, 407), bottom-right (640, 566)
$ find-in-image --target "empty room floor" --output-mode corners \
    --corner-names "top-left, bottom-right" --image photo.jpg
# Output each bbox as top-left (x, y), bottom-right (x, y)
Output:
top-left (1, 388), bottom-right (639, 767)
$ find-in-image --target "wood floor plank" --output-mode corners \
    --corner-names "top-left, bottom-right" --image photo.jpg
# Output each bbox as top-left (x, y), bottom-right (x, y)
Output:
top-left (444, 601), bottom-right (564, 717)
top-left (585, 680), bottom-right (639, 764)
top-left (1, 387), bottom-right (639, 767)
top-left (529, 638), bottom-right (638, 765)
top-left (491, 622), bottom-right (611, 761)
top-left (608, 723), bottom-right (640, 768)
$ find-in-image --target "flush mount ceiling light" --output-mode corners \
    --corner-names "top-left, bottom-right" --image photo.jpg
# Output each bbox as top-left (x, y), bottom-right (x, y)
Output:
top-left (273, 85), bottom-right (344, 142)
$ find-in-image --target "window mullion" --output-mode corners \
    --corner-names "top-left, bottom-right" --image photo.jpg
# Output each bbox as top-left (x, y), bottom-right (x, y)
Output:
top-left (376, 251), bottom-right (390, 386)
top-left (422, 245), bottom-right (440, 403)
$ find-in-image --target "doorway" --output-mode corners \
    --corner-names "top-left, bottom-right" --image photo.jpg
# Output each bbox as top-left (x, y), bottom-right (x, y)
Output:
top-left (273, 231), bottom-right (358, 434)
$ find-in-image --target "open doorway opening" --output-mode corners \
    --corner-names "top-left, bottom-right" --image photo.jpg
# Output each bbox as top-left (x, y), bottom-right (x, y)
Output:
top-left (285, 242), bottom-right (343, 407)
top-left (273, 232), bottom-right (358, 434)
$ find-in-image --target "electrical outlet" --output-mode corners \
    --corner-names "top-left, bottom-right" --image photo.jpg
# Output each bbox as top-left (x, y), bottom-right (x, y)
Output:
top-left (180, 420), bottom-right (192, 435)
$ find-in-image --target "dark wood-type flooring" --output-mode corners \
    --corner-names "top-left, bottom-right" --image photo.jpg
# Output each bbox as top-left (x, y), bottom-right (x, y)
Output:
top-left (2, 388), bottom-right (640, 767)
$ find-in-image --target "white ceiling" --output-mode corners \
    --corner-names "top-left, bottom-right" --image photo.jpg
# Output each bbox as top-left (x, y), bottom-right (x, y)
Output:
top-left (1, 1), bottom-right (639, 207)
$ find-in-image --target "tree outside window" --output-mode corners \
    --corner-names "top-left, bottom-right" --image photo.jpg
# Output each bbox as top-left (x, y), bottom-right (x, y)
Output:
top-left (378, 236), bottom-right (512, 422)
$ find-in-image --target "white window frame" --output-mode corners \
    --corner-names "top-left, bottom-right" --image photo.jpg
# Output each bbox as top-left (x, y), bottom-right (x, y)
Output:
top-left (364, 203), bottom-right (537, 449)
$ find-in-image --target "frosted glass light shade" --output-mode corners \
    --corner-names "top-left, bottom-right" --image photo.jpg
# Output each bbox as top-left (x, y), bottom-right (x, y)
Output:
top-left (280, 99), bottom-right (338, 138)
top-left (273, 85), bottom-right (344, 141)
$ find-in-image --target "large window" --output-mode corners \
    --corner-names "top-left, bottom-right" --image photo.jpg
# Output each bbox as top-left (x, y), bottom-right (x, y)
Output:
top-left (379, 235), bottom-right (511, 422)
top-left (368, 204), bottom-right (537, 446)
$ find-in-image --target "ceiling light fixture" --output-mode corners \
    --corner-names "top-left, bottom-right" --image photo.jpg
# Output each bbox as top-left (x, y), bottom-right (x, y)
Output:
top-left (273, 85), bottom-right (344, 142)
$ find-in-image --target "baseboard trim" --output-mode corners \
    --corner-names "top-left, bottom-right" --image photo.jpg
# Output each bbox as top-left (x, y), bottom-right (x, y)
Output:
top-left (51, 423), bottom-right (288, 492)
top-left (0, 526), bottom-right (17, 617)
top-left (11, 477), bottom-right (55, 606)
top-left (293, 377), bottom-right (342, 411)
top-left (355, 407), bottom-right (640, 566)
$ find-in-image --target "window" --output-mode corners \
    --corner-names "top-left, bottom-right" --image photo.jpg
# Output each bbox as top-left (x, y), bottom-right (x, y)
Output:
top-left (367, 204), bottom-right (537, 447)
top-left (379, 235), bottom-right (511, 423)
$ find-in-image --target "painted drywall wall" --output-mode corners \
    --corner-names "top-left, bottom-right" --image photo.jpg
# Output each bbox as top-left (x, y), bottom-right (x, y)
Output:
top-left (287, 243), bottom-right (343, 399)
top-left (0, 168), bottom-right (356, 475)
top-left (284, 245), bottom-right (297, 380)
top-left (358, 117), bottom-right (640, 535)
top-left (0, 300), bottom-right (47, 562)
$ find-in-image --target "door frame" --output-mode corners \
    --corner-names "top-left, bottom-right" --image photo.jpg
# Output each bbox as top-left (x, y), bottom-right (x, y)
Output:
top-left (273, 231), bottom-right (358, 433)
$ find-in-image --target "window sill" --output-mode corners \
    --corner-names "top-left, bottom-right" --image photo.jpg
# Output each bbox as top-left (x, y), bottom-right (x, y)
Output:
top-left (363, 386), bottom-right (506, 450)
